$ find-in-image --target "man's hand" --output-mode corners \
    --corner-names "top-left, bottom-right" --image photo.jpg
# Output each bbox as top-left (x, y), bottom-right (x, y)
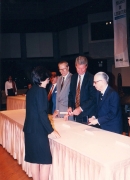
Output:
top-left (67, 107), bottom-right (73, 116)
top-left (88, 116), bottom-right (98, 125)
top-left (64, 114), bottom-right (69, 121)
top-left (73, 107), bottom-right (82, 116)
top-left (53, 110), bottom-right (59, 118)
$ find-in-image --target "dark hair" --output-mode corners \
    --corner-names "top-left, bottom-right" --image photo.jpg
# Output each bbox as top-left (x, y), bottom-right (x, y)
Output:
top-left (31, 66), bottom-right (51, 85)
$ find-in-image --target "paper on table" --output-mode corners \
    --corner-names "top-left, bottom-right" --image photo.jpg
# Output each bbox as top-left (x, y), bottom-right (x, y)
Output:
top-left (116, 141), bottom-right (130, 149)
top-left (84, 129), bottom-right (94, 135)
top-left (60, 112), bottom-right (68, 114)
top-left (62, 123), bottom-right (70, 128)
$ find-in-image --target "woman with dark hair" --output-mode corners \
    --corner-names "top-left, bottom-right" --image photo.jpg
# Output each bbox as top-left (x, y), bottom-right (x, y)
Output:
top-left (23, 66), bottom-right (60, 180)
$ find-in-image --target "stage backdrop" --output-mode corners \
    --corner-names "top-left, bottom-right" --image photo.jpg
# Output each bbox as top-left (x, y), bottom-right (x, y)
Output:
top-left (113, 0), bottom-right (129, 68)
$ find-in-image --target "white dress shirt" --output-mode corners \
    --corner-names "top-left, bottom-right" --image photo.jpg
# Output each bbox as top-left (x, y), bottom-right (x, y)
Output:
top-left (5, 81), bottom-right (17, 96)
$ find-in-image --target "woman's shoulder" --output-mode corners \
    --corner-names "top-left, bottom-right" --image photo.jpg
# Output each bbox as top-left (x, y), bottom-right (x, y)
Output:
top-left (35, 85), bottom-right (47, 94)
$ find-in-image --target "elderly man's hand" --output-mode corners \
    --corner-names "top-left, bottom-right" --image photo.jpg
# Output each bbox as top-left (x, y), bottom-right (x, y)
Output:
top-left (88, 116), bottom-right (98, 125)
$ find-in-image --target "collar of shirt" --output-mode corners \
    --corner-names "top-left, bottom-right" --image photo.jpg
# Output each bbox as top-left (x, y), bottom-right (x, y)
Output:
top-left (101, 84), bottom-right (108, 95)
top-left (77, 73), bottom-right (85, 87)
top-left (51, 83), bottom-right (57, 92)
top-left (62, 72), bottom-right (69, 81)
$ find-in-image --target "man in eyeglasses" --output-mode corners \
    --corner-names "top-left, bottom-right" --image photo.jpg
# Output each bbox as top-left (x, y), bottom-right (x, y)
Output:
top-left (53, 61), bottom-right (73, 120)
top-left (88, 72), bottom-right (122, 134)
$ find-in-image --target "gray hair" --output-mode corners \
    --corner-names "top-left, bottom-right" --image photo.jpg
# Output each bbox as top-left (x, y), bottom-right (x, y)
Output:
top-left (58, 61), bottom-right (68, 67)
top-left (75, 56), bottom-right (88, 66)
top-left (95, 72), bottom-right (109, 83)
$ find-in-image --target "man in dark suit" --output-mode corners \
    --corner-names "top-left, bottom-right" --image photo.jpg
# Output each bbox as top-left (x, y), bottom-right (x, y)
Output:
top-left (48, 72), bottom-right (58, 114)
top-left (88, 72), bottom-right (122, 134)
top-left (67, 56), bottom-right (97, 123)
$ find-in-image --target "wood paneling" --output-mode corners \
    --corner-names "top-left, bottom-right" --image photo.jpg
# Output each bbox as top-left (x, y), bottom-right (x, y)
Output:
top-left (0, 145), bottom-right (32, 180)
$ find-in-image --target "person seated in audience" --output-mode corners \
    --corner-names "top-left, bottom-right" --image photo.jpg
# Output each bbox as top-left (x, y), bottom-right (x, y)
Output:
top-left (23, 66), bottom-right (60, 180)
top-left (25, 83), bottom-right (32, 94)
top-left (48, 72), bottom-right (58, 114)
top-left (88, 72), bottom-right (122, 134)
top-left (5, 75), bottom-right (17, 96)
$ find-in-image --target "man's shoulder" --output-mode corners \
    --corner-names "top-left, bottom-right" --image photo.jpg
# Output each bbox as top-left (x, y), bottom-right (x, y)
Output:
top-left (71, 73), bottom-right (78, 78)
top-left (68, 72), bottom-right (73, 79)
top-left (85, 71), bottom-right (94, 78)
top-left (107, 86), bottom-right (119, 97)
top-left (107, 86), bottom-right (116, 92)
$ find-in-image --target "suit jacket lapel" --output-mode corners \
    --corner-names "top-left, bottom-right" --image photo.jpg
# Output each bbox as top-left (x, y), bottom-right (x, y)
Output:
top-left (58, 73), bottom-right (71, 98)
top-left (80, 72), bottom-right (89, 98)
top-left (60, 73), bottom-right (71, 91)
top-left (57, 76), bottom-right (62, 92)
top-left (98, 86), bottom-right (110, 109)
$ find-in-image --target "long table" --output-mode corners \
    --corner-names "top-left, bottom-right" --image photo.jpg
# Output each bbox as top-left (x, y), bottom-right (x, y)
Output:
top-left (7, 95), bottom-right (26, 110)
top-left (0, 109), bottom-right (130, 180)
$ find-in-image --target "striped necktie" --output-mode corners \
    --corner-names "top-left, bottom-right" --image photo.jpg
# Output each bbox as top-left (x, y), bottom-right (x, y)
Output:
top-left (75, 75), bottom-right (81, 108)
top-left (48, 85), bottom-right (54, 101)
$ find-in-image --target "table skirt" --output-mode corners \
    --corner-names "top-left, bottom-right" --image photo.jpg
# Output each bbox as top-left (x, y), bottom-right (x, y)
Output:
top-left (0, 110), bottom-right (130, 180)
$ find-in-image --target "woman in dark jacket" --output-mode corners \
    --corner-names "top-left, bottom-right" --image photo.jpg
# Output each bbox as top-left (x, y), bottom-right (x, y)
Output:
top-left (23, 66), bottom-right (60, 180)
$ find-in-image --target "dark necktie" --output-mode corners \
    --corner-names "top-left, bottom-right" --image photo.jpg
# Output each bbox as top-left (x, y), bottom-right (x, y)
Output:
top-left (100, 92), bottom-right (103, 101)
top-left (48, 85), bottom-right (54, 101)
top-left (75, 75), bottom-right (81, 108)
top-left (61, 77), bottom-right (65, 90)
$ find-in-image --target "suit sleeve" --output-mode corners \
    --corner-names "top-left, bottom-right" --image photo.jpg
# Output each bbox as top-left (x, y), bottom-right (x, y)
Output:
top-left (68, 75), bottom-right (75, 108)
top-left (56, 78), bottom-right (60, 110)
top-left (36, 88), bottom-right (54, 134)
top-left (98, 91), bottom-right (121, 125)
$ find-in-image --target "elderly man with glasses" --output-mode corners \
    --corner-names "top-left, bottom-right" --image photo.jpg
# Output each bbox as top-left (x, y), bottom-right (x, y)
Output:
top-left (88, 72), bottom-right (122, 134)
top-left (53, 61), bottom-right (73, 120)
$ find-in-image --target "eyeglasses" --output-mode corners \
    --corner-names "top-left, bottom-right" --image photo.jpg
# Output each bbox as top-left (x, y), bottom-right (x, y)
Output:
top-left (93, 80), bottom-right (102, 84)
top-left (50, 76), bottom-right (56, 79)
top-left (59, 67), bottom-right (67, 71)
